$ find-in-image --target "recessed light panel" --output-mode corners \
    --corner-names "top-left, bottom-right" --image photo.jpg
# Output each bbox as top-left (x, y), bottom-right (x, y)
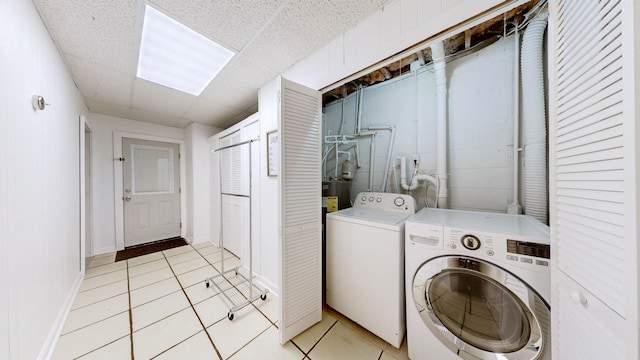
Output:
top-left (137, 5), bottom-right (234, 96)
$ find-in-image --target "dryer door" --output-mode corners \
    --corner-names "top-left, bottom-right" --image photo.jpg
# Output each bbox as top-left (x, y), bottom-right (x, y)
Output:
top-left (412, 256), bottom-right (550, 360)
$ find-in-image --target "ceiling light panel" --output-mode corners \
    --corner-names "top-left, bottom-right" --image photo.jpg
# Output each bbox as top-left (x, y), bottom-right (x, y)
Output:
top-left (137, 5), bottom-right (234, 96)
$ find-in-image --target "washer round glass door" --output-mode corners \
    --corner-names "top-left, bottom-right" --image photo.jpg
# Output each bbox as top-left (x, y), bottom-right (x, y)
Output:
top-left (412, 256), bottom-right (550, 359)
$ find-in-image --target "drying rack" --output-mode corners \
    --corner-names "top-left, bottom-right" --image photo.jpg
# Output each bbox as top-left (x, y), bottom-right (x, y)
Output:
top-left (205, 138), bottom-right (268, 321)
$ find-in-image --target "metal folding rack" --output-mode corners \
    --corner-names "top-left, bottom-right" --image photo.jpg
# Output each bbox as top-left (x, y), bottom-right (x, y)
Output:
top-left (204, 138), bottom-right (268, 321)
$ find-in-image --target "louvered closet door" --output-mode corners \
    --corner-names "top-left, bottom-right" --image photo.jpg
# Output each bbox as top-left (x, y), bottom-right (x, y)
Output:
top-left (278, 78), bottom-right (322, 344)
top-left (550, 0), bottom-right (637, 358)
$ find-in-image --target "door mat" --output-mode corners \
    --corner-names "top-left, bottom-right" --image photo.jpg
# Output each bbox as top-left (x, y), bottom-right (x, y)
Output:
top-left (115, 237), bottom-right (188, 262)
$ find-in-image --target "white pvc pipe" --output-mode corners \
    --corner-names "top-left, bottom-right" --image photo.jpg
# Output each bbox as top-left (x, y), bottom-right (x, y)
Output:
top-left (521, 11), bottom-right (548, 224)
top-left (508, 29), bottom-right (523, 214)
top-left (432, 41), bottom-right (448, 208)
top-left (368, 125), bottom-right (396, 192)
top-left (399, 157), bottom-right (438, 191)
top-left (368, 133), bottom-right (375, 190)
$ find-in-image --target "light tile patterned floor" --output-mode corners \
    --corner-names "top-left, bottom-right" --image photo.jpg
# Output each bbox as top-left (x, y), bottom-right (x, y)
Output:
top-left (52, 242), bottom-right (409, 359)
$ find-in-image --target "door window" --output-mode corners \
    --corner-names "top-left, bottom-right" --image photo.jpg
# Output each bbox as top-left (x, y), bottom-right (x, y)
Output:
top-left (131, 145), bottom-right (174, 194)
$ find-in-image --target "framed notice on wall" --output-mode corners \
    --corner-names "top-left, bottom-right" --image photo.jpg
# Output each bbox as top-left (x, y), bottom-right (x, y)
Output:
top-left (267, 130), bottom-right (279, 176)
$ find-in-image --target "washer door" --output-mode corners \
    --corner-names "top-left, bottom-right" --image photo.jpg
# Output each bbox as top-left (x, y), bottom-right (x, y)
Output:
top-left (412, 256), bottom-right (550, 360)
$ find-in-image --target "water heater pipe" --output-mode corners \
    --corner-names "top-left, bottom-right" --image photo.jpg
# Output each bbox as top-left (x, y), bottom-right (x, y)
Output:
top-left (432, 41), bottom-right (449, 208)
top-left (521, 11), bottom-right (548, 224)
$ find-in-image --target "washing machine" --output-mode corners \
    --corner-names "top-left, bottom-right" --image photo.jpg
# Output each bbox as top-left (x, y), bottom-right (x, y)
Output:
top-left (326, 191), bottom-right (416, 348)
top-left (405, 208), bottom-right (551, 360)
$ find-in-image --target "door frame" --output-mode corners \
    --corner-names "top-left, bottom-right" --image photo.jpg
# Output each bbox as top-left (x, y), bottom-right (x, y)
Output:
top-left (79, 115), bottom-right (92, 272)
top-left (113, 131), bottom-right (186, 251)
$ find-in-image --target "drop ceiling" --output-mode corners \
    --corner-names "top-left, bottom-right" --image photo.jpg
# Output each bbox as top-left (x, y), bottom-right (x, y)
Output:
top-left (32, 0), bottom-right (388, 129)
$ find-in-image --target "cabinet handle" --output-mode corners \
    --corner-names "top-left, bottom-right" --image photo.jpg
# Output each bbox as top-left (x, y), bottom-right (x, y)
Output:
top-left (570, 291), bottom-right (588, 306)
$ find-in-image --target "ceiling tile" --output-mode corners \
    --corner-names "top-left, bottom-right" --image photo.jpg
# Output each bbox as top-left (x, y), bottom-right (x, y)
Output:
top-left (149, 0), bottom-right (286, 52)
top-left (84, 98), bottom-right (133, 119)
top-left (65, 54), bottom-right (132, 106)
top-left (130, 108), bottom-right (181, 127)
top-left (244, 0), bottom-right (384, 74)
top-left (182, 97), bottom-right (246, 127)
top-left (132, 79), bottom-right (198, 118)
top-left (33, 0), bottom-right (138, 74)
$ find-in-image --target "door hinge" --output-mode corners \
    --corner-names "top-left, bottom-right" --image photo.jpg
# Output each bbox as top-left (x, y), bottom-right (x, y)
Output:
top-left (178, 152), bottom-right (181, 159)
top-left (179, 187), bottom-right (181, 194)
top-left (180, 222), bottom-right (182, 229)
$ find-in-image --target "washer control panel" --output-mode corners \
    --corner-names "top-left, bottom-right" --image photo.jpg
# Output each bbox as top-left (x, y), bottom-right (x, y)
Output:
top-left (353, 192), bottom-right (416, 214)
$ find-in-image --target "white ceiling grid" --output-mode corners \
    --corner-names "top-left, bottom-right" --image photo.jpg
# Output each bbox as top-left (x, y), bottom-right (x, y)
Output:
top-left (32, 0), bottom-right (387, 128)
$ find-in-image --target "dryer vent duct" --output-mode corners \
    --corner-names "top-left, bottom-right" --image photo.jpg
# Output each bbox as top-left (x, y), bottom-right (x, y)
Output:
top-left (521, 11), bottom-right (548, 224)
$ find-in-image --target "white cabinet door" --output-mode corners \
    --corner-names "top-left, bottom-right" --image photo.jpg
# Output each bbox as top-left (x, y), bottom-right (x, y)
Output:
top-left (278, 77), bottom-right (323, 344)
top-left (549, 0), bottom-right (639, 357)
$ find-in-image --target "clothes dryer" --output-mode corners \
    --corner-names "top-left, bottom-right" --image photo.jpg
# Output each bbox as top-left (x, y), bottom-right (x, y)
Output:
top-left (326, 192), bottom-right (416, 348)
top-left (405, 208), bottom-right (551, 360)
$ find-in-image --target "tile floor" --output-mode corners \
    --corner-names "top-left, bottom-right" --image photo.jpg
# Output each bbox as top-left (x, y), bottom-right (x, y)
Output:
top-left (52, 241), bottom-right (409, 359)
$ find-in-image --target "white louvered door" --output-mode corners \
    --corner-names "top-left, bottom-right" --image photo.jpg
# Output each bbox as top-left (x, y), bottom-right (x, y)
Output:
top-left (549, 0), bottom-right (638, 358)
top-left (278, 78), bottom-right (322, 344)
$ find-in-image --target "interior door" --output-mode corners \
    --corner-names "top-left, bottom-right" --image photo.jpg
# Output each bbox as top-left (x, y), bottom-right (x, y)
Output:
top-left (123, 138), bottom-right (181, 247)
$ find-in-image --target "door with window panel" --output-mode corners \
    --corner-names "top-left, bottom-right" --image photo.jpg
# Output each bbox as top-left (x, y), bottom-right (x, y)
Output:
top-left (123, 138), bottom-right (181, 247)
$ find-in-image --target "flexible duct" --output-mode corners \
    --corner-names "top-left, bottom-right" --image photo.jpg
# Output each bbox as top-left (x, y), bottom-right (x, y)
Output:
top-left (399, 157), bottom-right (438, 191)
top-left (432, 41), bottom-right (448, 208)
top-left (521, 11), bottom-right (548, 224)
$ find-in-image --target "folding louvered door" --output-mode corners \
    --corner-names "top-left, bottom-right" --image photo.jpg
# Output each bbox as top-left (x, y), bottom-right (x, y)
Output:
top-left (277, 78), bottom-right (322, 344)
top-left (549, 0), bottom-right (638, 358)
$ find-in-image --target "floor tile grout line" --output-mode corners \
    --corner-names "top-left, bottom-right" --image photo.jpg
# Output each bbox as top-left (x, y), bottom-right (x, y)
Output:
top-left (129, 287), bottom-right (184, 311)
top-left (126, 260), bottom-right (135, 359)
top-left (69, 334), bottom-right (130, 360)
top-left (84, 264), bottom-right (127, 279)
top-left (69, 289), bottom-right (129, 312)
top-left (58, 310), bottom-right (129, 339)
top-left (162, 250), bottom-right (224, 360)
top-left (78, 274), bottom-right (128, 293)
top-left (149, 331), bottom-right (206, 359)
top-left (225, 324), bottom-right (282, 360)
top-left (300, 319), bottom-right (338, 357)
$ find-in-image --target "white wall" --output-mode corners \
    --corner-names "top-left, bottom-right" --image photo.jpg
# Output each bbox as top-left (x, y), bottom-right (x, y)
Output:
top-left (89, 113), bottom-right (184, 254)
top-left (0, 1), bottom-right (89, 358)
top-left (185, 123), bottom-right (221, 243)
top-left (323, 37), bottom-right (516, 212)
top-left (258, 77), bottom-right (281, 294)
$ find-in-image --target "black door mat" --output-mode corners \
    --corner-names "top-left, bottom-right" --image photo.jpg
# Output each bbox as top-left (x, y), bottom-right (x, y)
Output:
top-left (115, 237), bottom-right (188, 262)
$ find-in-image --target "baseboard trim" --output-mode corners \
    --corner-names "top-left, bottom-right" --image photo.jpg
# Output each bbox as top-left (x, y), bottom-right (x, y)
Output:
top-left (258, 275), bottom-right (279, 298)
top-left (39, 271), bottom-right (84, 360)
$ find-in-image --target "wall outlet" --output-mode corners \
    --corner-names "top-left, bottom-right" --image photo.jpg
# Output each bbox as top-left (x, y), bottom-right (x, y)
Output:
top-left (413, 154), bottom-right (420, 165)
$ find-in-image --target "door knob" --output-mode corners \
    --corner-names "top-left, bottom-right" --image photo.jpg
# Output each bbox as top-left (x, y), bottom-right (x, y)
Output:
top-left (125, 196), bottom-right (131, 201)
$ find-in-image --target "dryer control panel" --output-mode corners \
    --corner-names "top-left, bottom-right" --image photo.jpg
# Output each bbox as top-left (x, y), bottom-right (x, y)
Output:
top-left (353, 192), bottom-right (416, 214)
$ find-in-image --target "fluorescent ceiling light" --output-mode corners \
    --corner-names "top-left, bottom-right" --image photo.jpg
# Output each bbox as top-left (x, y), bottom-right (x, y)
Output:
top-left (137, 5), bottom-right (234, 96)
